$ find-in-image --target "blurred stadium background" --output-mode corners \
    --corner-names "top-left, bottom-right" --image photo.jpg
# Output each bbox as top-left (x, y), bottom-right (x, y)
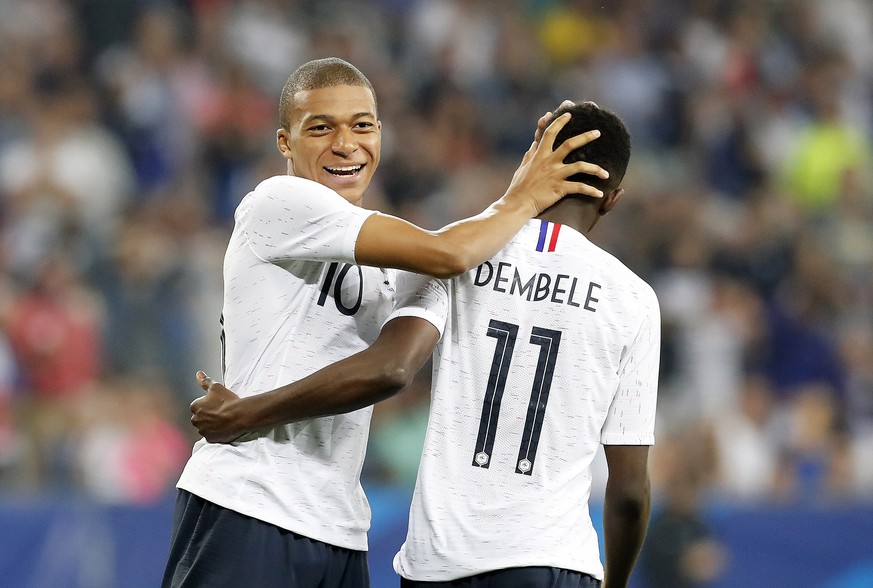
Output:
top-left (0, 0), bottom-right (872, 586)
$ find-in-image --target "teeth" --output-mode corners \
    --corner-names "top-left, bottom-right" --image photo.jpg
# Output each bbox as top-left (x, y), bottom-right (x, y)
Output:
top-left (326, 165), bottom-right (362, 174)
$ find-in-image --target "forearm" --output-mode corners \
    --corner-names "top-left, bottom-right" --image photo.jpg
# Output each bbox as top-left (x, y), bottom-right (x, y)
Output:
top-left (218, 317), bottom-right (438, 435)
top-left (602, 481), bottom-right (651, 588)
top-left (430, 195), bottom-right (539, 276)
top-left (356, 196), bottom-right (536, 279)
top-left (235, 355), bottom-right (410, 431)
top-left (355, 120), bottom-right (608, 278)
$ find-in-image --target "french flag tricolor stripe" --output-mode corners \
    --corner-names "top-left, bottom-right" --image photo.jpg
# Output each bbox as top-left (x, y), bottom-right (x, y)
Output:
top-left (535, 220), bottom-right (562, 252)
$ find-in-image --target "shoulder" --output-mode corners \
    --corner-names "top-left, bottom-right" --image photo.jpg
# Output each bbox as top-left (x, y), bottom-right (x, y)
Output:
top-left (252, 175), bottom-right (338, 200)
top-left (238, 175), bottom-right (347, 221)
top-left (618, 262), bottom-right (660, 311)
top-left (588, 243), bottom-right (660, 311)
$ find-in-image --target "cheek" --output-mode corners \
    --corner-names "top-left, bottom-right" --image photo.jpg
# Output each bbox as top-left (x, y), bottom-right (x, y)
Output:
top-left (366, 139), bottom-right (382, 164)
top-left (294, 146), bottom-right (319, 167)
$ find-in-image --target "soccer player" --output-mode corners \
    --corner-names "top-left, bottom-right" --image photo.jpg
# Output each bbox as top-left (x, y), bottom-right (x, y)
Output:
top-left (162, 57), bottom-right (608, 588)
top-left (191, 101), bottom-right (660, 588)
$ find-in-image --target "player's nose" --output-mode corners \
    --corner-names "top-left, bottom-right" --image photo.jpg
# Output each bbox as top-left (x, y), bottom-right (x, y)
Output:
top-left (332, 127), bottom-right (357, 156)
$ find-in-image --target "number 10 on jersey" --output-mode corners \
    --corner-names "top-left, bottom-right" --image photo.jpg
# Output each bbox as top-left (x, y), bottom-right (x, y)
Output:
top-left (472, 319), bottom-right (561, 476)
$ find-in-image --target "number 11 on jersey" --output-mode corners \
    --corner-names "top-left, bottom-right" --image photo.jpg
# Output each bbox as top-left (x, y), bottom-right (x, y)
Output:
top-left (472, 319), bottom-right (562, 476)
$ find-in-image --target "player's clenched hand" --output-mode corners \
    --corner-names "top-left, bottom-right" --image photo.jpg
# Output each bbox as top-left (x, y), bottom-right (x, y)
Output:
top-left (190, 371), bottom-right (245, 443)
top-left (506, 111), bottom-right (609, 216)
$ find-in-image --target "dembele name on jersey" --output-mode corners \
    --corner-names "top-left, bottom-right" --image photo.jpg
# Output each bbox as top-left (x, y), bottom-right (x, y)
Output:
top-left (473, 259), bottom-right (602, 311)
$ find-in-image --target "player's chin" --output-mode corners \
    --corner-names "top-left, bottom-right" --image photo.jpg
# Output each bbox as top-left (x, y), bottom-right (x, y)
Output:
top-left (329, 176), bottom-right (371, 204)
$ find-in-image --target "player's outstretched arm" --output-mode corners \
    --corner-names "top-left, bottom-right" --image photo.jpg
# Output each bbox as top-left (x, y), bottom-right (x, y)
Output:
top-left (354, 113), bottom-right (608, 278)
top-left (602, 444), bottom-right (652, 588)
top-left (190, 316), bottom-right (439, 443)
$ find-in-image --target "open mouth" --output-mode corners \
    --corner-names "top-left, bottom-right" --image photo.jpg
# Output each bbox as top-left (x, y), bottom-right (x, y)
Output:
top-left (324, 164), bottom-right (364, 177)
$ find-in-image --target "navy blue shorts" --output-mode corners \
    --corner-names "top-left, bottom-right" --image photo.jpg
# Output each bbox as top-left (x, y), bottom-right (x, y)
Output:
top-left (400, 567), bottom-right (601, 588)
top-left (162, 489), bottom-right (369, 588)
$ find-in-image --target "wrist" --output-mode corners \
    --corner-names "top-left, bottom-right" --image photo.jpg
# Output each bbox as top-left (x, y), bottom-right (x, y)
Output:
top-left (227, 396), bottom-right (254, 434)
top-left (497, 189), bottom-right (539, 219)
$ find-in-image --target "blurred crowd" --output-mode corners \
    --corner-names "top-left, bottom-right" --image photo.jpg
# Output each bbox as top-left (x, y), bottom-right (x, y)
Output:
top-left (0, 0), bottom-right (871, 525)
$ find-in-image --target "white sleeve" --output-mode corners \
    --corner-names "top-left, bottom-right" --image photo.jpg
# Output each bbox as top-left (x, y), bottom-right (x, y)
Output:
top-left (601, 300), bottom-right (661, 446)
top-left (237, 176), bottom-right (376, 264)
top-left (385, 271), bottom-right (450, 337)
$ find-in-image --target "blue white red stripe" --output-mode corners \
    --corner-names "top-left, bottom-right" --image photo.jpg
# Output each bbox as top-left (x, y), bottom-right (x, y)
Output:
top-left (535, 220), bottom-right (562, 252)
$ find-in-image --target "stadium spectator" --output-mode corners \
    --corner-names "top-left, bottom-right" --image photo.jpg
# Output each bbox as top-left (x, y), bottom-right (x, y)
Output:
top-left (0, 0), bottom-right (869, 529)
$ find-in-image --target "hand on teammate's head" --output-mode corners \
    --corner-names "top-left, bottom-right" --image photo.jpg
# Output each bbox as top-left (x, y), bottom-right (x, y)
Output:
top-left (534, 100), bottom-right (577, 144)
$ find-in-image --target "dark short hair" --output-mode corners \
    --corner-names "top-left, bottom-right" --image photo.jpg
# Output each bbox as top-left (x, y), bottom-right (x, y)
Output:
top-left (278, 57), bottom-right (377, 129)
top-left (551, 101), bottom-right (631, 196)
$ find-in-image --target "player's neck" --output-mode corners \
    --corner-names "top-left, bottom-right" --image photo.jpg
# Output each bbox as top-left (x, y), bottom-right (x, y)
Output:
top-left (537, 197), bottom-right (598, 235)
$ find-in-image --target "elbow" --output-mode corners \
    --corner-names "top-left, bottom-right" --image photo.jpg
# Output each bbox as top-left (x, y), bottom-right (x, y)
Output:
top-left (419, 231), bottom-right (474, 278)
top-left (430, 247), bottom-right (473, 278)
top-left (616, 494), bottom-right (650, 522)
top-left (366, 363), bottom-right (417, 399)
top-left (382, 364), bottom-right (416, 392)
top-left (606, 481), bottom-right (651, 521)
top-left (418, 230), bottom-right (479, 277)
top-left (434, 265), bottom-right (467, 279)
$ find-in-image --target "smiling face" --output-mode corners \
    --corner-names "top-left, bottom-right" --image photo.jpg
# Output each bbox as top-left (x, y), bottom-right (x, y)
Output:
top-left (277, 84), bottom-right (381, 206)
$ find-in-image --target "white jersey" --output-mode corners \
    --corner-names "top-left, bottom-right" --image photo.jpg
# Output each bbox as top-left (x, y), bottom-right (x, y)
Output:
top-left (177, 175), bottom-right (394, 551)
top-left (389, 219), bottom-right (660, 581)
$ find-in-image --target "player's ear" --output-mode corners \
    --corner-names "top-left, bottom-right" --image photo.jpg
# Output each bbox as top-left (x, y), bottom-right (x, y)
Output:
top-left (598, 187), bottom-right (624, 216)
top-left (276, 128), bottom-right (293, 160)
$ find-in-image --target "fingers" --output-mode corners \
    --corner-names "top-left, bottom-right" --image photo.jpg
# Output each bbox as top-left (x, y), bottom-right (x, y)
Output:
top-left (564, 181), bottom-right (604, 199)
top-left (533, 111), bottom-right (552, 143)
top-left (536, 122), bottom-right (610, 184)
top-left (530, 111), bottom-right (570, 153)
top-left (564, 159), bottom-right (610, 183)
top-left (553, 130), bottom-right (610, 181)
top-left (557, 128), bottom-right (602, 153)
top-left (538, 111), bottom-right (571, 146)
top-left (535, 100), bottom-right (576, 141)
top-left (196, 370), bottom-right (213, 391)
top-left (521, 141), bottom-right (537, 163)
top-left (519, 140), bottom-right (537, 166)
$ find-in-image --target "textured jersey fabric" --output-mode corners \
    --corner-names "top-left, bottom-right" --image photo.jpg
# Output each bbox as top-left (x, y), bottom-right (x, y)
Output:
top-left (388, 219), bottom-right (661, 581)
top-left (177, 175), bottom-right (394, 551)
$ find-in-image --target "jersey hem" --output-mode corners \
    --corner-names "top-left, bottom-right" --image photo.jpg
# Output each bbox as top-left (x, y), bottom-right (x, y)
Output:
top-left (176, 481), bottom-right (369, 552)
top-left (394, 554), bottom-right (604, 582)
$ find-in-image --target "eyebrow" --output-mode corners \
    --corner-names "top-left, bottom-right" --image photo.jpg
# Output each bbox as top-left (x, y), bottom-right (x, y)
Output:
top-left (302, 112), bottom-right (376, 125)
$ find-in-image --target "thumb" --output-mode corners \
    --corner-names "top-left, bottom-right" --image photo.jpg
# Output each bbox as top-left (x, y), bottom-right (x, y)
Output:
top-left (196, 370), bottom-right (214, 391)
